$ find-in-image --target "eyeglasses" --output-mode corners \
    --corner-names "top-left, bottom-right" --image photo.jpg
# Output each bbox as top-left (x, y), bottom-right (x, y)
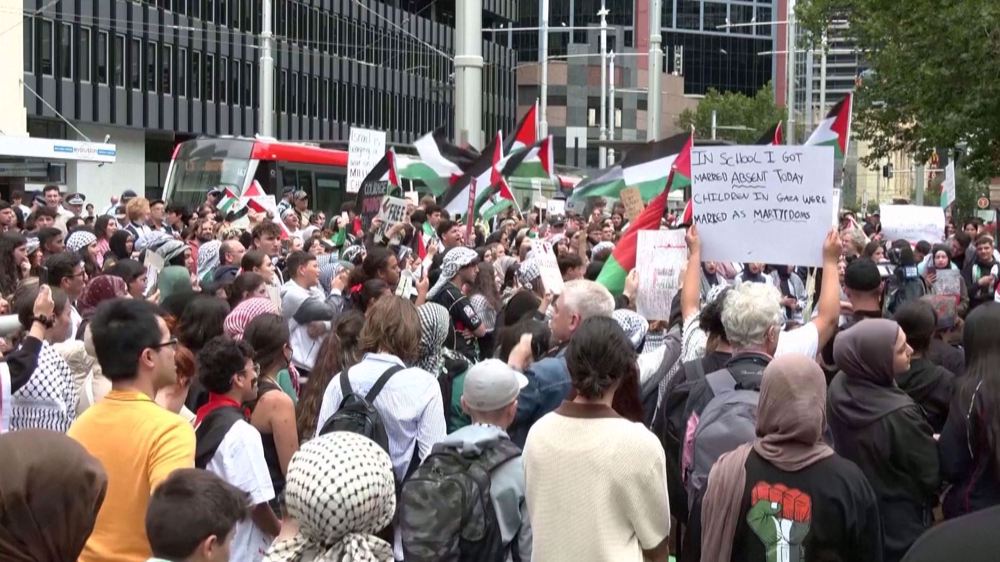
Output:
top-left (148, 338), bottom-right (178, 351)
top-left (237, 363), bottom-right (261, 386)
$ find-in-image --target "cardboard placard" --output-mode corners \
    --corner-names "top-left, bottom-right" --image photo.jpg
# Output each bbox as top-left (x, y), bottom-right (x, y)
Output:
top-left (377, 196), bottom-right (408, 226)
top-left (358, 179), bottom-right (391, 232)
top-left (636, 229), bottom-right (687, 320)
top-left (346, 127), bottom-right (387, 193)
top-left (831, 188), bottom-right (841, 227)
top-left (547, 199), bottom-right (566, 216)
top-left (691, 145), bottom-right (835, 267)
top-left (620, 186), bottom-right (644, 221)
top-left (933, 269), bottom-right (963, 299)
top-left (534, 242), bottom-right (564, 295)
top-left (880, 204), bottom-right (946, 244)
top-left (143, 251), bottom-right (164, 273)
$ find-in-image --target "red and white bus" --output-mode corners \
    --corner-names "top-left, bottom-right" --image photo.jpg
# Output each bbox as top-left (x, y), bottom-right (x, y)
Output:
top-left (162, 136), bottom-right (350, 213)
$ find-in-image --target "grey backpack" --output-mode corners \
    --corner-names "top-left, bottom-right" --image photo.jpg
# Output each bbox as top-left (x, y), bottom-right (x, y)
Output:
top-left (686, 369), bottom-right (759, 509)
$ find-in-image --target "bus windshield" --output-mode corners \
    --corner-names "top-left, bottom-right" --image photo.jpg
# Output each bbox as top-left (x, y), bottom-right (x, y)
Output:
top-left (163, 139), bottom-right (254, 207)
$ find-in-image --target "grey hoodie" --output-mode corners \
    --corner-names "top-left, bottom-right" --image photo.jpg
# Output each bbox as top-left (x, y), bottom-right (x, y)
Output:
top-left (439, 424), bottom-right (532, 562)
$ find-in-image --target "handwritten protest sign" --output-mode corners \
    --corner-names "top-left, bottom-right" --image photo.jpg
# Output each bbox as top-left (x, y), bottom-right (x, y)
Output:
top-left (636, 229), bottom-right (687, 320)
top-left (377, 196), bottom-right (408, 226)
top-left (620, 187), bottom-right (644, 221)
top-left (880, 204), bottom-right (945, 244)
top-left (547, 199), bottom-right (565, 216)
top-left (933, 269), bottom-right (963, 301)
top-left (691, 145), bottom-right (835, 267)
top-left (347, 127), bottom-right (386, 193)
top-left (358, 178), bottom-right (391, 231)
top-left (534, 242), bottom-right (564, 295)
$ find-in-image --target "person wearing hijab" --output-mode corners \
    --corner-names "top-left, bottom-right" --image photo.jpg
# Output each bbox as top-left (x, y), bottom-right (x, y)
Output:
top-left (416, 302), bottom-right (450, 377)
top-left (265, 432), bottom-right (396, 562)
top-left (158, 265), bottom-right (196, 319)
top-left (695, 354), bottom-right (882, 562)
top-left (770, 265), bottom-right (807, 327)
top-left (107, 229), bottom-right (133, 262)
top-left (739, 262), bottom-right (773, 286)
top-left (428, 247), bottom-right (486, 361)
top-left (698, 261), bottom-right (728, 302)
top-left (827, 319), bottom-right (939, 562)
top-left (0, 430), bottom-right (108, 562)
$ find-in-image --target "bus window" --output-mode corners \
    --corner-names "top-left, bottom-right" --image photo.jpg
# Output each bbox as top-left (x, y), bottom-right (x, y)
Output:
top-left (296, 170), bottom-right (313, 202)
top-left (281, 168), bottom-right (298, 194)
top-left (315, 171), bottom-right (343, 216)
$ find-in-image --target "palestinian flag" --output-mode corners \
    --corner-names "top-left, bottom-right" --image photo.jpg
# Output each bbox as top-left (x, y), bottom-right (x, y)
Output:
top-left (440, 132), bottom-right (502, 218)
top-left (393, 153), bottom-right (452, 197)
top-left (504, 102), bottom-right (538, 154)
top-left (353, 150), bottom-right (400, 232)
top-left (503, 136), bottom-right (555, 180)
top-left (571, 132), bottom-right (690, 203)
top-left (756, 121), bottom-right (784, 146)
top-left (805, 94), bottom-right (852, 159)
top-left (597, 133), bottom-right (693, 294)
top-left (412, 130), bottom-right (469, 191)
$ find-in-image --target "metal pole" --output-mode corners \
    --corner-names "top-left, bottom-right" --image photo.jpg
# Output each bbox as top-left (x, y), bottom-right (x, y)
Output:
top-left (598, 1), bottom-right (608, 168)
top-left (819, 30), bottom-right (828, 118)
top-left (804, 46), bottom-right (814, 133)
top-left (785, 0), bottom-right (797, 144)
top-left (646, 0), bottom-right (663, 141)
top-left (608, 50), bottom-right (616, 164)
top-left (711, 109), bottom-right (717, 140)
top-left (259, 0), bottom-right (275, 137)
top-left (454, 0), bottom-right (484, 148)
top-left (915, 163), bottom-right (925, 205)
top-left (539, 0), bottom-right (549, 138)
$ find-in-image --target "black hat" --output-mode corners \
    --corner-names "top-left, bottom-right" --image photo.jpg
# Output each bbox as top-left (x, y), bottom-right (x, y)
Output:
top-left (121, 189), bottom-right (138, 202)
top-left (548, 215), bottom-right (565, 228)
top-left (845, 258), bottom-right (882, 292)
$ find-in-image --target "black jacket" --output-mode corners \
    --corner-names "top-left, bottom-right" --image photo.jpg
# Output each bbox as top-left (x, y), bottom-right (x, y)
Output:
top-left (827, 372), bottom-right (940, 562)
top-left (926, 338), bottom-right (965, 378)
top-left (901, 504), bottom-right (1000, 562)
top-left (961, 258), bottom-right (997, 311)
top-left (896, 358), bottom-right (955, 433)
top-left (938, 385), bottom-right (1000, 519)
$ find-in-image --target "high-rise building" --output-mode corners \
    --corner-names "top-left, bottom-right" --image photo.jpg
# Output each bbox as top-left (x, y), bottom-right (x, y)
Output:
top-left (4, 0), bottom-right (517, 201)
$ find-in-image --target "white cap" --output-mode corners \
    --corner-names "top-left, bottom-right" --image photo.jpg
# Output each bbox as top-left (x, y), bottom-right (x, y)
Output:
top-left (462, 359), bottom-right (529, 411)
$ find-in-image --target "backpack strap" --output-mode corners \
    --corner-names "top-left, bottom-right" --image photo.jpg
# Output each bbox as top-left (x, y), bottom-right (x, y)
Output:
top-left (194, 406), bottom-right (246, 469)
top-left (365, 365), bottom-right (406, 403)
top-left (705, 368), bottom-right (738, 396)
top-left (339, 368), bottom-right (353, 398)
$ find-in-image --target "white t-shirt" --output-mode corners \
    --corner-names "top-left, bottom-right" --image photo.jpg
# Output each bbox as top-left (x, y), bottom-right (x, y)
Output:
top-left (775, 321), bottom-right (819, 358)
top-left (205, 419), bottom-right (275, 562)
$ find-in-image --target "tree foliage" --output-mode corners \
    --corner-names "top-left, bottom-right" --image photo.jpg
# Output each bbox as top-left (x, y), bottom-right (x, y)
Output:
top-left (797, 0), bottom-right (1000, 181)
top-left (675, 83), bottom-right (784, 144)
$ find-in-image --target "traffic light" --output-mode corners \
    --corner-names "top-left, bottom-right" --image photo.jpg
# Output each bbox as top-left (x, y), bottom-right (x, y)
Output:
top-left (882, 163), bottom-right (894, 179)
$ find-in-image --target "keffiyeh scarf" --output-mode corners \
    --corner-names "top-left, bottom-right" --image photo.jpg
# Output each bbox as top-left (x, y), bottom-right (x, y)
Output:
top-left (224, 297), bottom-right (280, 340)
top-left (516, 258), bottom-right (541, 291)
top-left (196, 240), bottom-right (222, 281)
top-left (65, 230), bottom-right (97, 254)
top-left (426, 247), bottom-right (478, 299)
top-left (264, 432), bottom-right (395, 562)
top-left (612, 308), bottom-right (649, 351)
top-left (417, 303), bottom-right (450, 375)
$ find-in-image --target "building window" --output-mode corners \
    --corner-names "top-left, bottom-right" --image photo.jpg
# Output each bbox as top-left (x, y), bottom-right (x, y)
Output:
top-left (319, 79), bottom-right (327, 118)
top-left (190, 0), bottom-right (200, 19)
top-left (278, 69), bottom-right (286, 111)
top-left (78, 27), bottom-right (91, 81)
top-left (23, 17), bottom-right (33, 72)
top-left (192, 51), bottom-right (201, 98)
top-left (243, 0), bottom-right (253, 31)
top-left (96, 31), bottom-right (108, 84)
top-left (37, 19), bottom-right (53, 76)
top-left (231, 0), bottom-right (240, 28)
top-left (58, 23), bottom-right (72, 78)
top-left (230, 59), bottom-right (240, 104)
top-left (298, 4), bottom-right (307, 42)
top-left (218, 56), bottom-right (228, 103)
top-left (219, 0), bottom-right (227, 27)
top-left (129, 38), bottom-right (141, 89)
top-left (146, 42), bottom-right (157, 91)
top-left (755, 7), bottom-right (772, 36)
top-left (178, 48), bottom-right (187, 96)
top-left (204, 0), bottom-right (213, 22)
top-left (243, 61), bottom-right (252, 107)
top-left (113, 34), bottom-right (125, 87)
top-left (205, 53), bottom-right (214, 101)
top-left (300, 73), bottom-right (307, 115)
top-left (289, 72), bottom-right (298, 114)
top-left (162, 44), bottom-right (173, 94)
top-left (311, 76), bottom-right (318, 117)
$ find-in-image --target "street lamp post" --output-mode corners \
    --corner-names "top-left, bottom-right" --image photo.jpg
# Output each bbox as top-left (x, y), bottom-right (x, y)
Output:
top-left (455, 0), bottom-right (484, 149)
top-left (259, 0), bottom-right (275, 137)
top-left (599, 1), bottom-right (609, 167)
top-left (647, 0), bottom-right (663, 141)
top-left (608, 50), bottom-right (616, 164)
top-left (539, 0), bottom-right (550, 138)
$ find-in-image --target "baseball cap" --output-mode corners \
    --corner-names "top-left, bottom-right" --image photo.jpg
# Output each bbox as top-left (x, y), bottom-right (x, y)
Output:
top-left (121, 189), bottom-right (137, 201)
top-left (845, 258), bottom-right (882, 292)
top-left (461, 359), bottom-right (529, 412)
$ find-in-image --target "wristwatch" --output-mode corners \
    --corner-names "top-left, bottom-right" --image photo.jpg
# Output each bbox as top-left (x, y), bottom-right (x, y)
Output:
top-left (31, 314), bottom-right (54, 328)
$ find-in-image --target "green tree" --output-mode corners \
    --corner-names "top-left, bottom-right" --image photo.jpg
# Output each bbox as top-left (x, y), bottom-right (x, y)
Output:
top-left (797, 0), bottom-right (1000, 181)
top-left (675, 83), bottom-right (784, 144)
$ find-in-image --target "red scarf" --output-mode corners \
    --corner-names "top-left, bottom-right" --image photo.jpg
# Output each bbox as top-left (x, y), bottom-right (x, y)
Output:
top-left (194, 393), bottom-right (249, 426)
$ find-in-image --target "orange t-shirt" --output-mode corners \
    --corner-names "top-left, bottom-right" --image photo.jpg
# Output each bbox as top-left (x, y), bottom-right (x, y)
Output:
top-left (68, 389), bottom-right (195, 562)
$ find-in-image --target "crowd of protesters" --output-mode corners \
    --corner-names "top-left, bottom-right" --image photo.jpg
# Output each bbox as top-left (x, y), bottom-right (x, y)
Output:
top-left (0, 183), bottom-right (999, 562)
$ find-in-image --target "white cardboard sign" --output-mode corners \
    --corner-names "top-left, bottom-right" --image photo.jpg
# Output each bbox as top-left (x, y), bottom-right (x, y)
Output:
top-left (879, 204), bottom-right (945, 244)
top-left (691, 145), bottom-right (835, 267)
top-left (534, 242), bottom-right (564, 295)
top-left (636, 229), bottom-right (687, 321)
top-left (346, 127), bottom-right (387, 194)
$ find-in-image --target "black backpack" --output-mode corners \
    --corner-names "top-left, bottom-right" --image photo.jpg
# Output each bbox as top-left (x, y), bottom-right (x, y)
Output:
top-left (194, 406), bottom-right (245, 469)
top-left (318, 365), bottom-right (404, 453)
top-left (399, 438), bottom-right (523, 562)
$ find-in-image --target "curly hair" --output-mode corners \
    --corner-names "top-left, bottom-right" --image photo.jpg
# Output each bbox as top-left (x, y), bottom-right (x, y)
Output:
top-left (0, 232), bottom-right (26, 298)
top-left (197, 336), bottom-right (254, 394)
top-left (565, 316), bottom-right (637, 399)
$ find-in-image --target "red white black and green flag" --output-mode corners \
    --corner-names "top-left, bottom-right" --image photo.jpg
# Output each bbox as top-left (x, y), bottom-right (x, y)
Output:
top-left (570, 132), bottom-right (691, 204)
top-left (597, 132), bottom-right (694, 294)
top-left (805, 94), bottom-right (852, 158)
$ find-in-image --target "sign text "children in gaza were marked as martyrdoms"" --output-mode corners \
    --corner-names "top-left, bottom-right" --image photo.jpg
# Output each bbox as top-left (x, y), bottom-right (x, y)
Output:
top-left (690, 145), bottom-right (835, 268)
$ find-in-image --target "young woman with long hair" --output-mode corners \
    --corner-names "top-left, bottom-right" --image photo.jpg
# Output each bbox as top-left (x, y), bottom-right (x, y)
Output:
top-left (93, 215), bottom-right (118, 268)
top-left (468, 261), bottom-right (502, 358)
top-left (0, 232), bottom-right (27, 299)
